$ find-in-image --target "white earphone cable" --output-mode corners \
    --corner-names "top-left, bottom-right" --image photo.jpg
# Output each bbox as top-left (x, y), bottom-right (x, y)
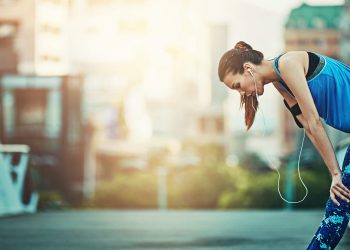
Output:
top-left (249, 70), bottom-right (308, 203)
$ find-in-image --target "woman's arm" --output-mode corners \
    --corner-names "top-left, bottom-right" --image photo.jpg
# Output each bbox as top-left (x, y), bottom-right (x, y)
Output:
top-left (272, 65), bottom-right (350, 206)
top-left (273, 81), bottom-right (338, 173)
top-left (272, 81), bottom-right (336, 172)
top-left (291, 114), bottom-right (350, 206)
top-left (278, 53), bottom-right (341, 176)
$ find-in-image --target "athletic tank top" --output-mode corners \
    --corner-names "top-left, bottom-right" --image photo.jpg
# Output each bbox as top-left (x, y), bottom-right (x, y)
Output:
top-left (273, 52), bottom-right (350, 133)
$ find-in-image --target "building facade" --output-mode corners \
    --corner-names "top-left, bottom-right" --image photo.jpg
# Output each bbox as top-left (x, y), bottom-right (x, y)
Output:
top-left (0, 0), bottom-right (69, 75)
top-left (284, 3), bottom-right (342, 59)
top-left (340, 0), bottom-right (350, 65)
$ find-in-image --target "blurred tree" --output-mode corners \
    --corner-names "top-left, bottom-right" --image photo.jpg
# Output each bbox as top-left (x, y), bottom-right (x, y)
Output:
top-left (93, 171), bottom-right (157, 208)
top-left (238, 152), bottom-right (271, 173)
top-left (167, 163), bottom-right (233, 209)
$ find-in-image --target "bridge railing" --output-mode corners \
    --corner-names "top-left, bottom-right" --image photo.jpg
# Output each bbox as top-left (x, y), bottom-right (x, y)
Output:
top-left (0, 144), bottom-right (39, 216)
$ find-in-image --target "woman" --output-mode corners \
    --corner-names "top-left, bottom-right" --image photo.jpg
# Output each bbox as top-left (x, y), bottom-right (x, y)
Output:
top-left (218, 41), bottom-right (350, 249)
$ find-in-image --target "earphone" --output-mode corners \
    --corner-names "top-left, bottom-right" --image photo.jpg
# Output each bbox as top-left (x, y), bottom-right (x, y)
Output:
top-left (247, 68), bottom-right (308, 204)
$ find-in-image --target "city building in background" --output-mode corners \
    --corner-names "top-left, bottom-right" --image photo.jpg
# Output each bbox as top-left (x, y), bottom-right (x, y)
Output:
top-left (0, 0), bottom-right (69, 76)
top-left (0, 75), bottom-right (85, 204)
top-left (0, 0), bottom-right (298, 202)
top-left (0, 0), bottom-right (83, 204)
top-left (1, 0), bottom-right (349, 205)
top-left (67, 0), bottom-right (213, 189)
top-left (285, 3), bottom-right (343, 59)
top-left (0, 17), bottom-right (18, 74)
top-left (340, 0), bottom-right (350, 64)
top-left (208, 0), bottom-right (284, 164)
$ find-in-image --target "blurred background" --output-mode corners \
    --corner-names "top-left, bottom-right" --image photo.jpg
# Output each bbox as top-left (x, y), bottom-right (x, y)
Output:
top-left (1, 0), bottom-right (350, 214)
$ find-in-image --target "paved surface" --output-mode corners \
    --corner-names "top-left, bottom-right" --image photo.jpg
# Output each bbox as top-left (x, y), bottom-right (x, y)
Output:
top-left (1, 209), bottom-right (350, 250)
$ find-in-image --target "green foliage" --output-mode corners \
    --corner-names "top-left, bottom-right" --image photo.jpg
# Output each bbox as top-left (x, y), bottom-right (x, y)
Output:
top-left (38, 191), bottom-right (67, 211)
top-left (293, 169), bottom-right (330, 208)
top-left (218, 164), bottom-right (332, 209)
top-left (181, 140), bottom-right (225, 167)
top-left (218, 167), bottom-right (283, 209)
top-left (167, 163), bottom-right (234, 209)
top-left (93, 171), bottom-right (157, 208)
top-left (238, 152), bottom-right (271, 173)
top-left (148, 146), bottom-right (172, 170)
top-left (92, 141), bottom-right (333, 210)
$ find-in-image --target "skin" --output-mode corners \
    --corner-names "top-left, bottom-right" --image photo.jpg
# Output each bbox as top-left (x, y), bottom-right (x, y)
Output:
top-left (222, 51), bottom-right (350, 206)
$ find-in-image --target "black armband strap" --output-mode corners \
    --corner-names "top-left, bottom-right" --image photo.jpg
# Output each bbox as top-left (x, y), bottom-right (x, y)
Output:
top-left (283, 99), bottom-right (303, 128)
top-left (283, 99), bottom-right (291, 111)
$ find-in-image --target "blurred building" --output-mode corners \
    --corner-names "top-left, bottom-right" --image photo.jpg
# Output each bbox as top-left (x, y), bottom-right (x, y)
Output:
top-left (68, 0), bottom-right (210, 135)
top-left (194, 23), bottom-right (227, 150)
top-left (67, 0), bottom-right (212, 187)
top-left (284, 3), bottom-right (342, 59)
top-left (0, 75), bottom-right (85, 204)
top-left (282, 2), bottom-right (350, 159)
top-left (340, 0), bottom-right (350, 64)
top-left (0, 0), bottom-right (85, 204)
top-left (0, 0), bottom-right (69, 75)
top-left (208, 0), bottom-right (284, 164)
top-left (0, 18), bottom-right (18, 74)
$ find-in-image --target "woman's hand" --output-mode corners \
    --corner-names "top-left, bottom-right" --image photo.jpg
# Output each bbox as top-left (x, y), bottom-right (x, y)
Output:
top-left (330, 174), bottom-right (350, 206)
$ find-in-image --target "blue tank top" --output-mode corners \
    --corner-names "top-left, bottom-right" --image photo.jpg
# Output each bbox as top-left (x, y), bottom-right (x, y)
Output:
top-left (273, 52), bottom-right (350, 133)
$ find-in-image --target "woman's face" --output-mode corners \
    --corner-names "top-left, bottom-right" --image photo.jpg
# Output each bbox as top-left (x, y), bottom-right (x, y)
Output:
top-left (222, 69), bottom-right (264, 97)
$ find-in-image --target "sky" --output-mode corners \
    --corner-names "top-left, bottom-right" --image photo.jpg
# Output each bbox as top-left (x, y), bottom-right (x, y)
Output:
top-left (246, 0), bottom-right (344, 12)
top-left (209, 0), bottom-right (345, 57)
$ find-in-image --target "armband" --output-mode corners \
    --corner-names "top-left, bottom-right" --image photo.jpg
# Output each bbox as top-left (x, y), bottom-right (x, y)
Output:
top-left (283, 99), bottom-right (303, 128)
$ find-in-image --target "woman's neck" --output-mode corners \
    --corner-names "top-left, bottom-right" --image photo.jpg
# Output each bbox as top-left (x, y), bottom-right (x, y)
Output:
top-left (258, 60), bottom-right (281, 85)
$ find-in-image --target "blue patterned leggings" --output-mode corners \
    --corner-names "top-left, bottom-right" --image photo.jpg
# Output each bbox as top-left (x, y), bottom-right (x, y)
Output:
top-left (307, 144), bottom-right (350, 250)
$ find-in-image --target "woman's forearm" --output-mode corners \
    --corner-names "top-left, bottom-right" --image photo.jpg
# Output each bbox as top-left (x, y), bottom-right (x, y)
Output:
top-left (306, 122), bottom-right (342, 177)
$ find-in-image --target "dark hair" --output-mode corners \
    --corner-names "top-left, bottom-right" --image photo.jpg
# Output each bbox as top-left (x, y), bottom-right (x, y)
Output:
top-left (218, 41), bottom-right (264, 130)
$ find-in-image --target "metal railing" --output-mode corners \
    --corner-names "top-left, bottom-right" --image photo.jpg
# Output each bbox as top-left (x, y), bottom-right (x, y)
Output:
top-left (0, 144), bottom-right (39, 216)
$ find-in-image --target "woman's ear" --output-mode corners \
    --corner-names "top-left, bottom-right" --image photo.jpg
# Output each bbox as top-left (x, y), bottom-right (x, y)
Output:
top-left (243, 63), bottom-right (253, 73)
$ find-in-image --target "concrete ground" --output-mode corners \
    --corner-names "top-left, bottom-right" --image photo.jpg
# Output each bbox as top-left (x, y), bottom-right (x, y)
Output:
top-left (1, 209), bottom-right (350, 250)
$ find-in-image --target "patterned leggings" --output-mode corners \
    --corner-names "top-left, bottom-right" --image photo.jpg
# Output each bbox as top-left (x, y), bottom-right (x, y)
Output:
top-left (307, 144), bottom-right (350, 250)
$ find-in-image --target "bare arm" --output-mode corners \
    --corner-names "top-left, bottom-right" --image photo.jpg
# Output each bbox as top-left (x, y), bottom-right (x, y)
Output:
top-left (273, 76), bottom-right (350, 205)
top-left (277, 55), bottom-right (341, 177)
top-left (284, 104), bottom-right (350, 206)
top-left (273, 81), bottom-right (337, 174)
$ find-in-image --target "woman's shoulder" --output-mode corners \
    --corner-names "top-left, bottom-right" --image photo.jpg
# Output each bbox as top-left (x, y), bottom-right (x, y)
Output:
top-left (278, 51), bottom-right (309, 72)
top-left (279, 50), bottom-right (308, 61)
top-left (274, 51), bottom-right (308, 65)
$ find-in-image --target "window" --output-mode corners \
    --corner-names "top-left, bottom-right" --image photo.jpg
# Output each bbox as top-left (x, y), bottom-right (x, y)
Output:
top-left (2, 80), bottom-right (62, 138)
top-left (297, 17), bottom-right (307, 28)
top-left (313, 17), bottom-right (325, 29)
top-left (40, 23), bottom-right (61, 35)
top-left (0, 21), bottom-right (18, 38)
top-left (40, 54), bottom-right (61, 63)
